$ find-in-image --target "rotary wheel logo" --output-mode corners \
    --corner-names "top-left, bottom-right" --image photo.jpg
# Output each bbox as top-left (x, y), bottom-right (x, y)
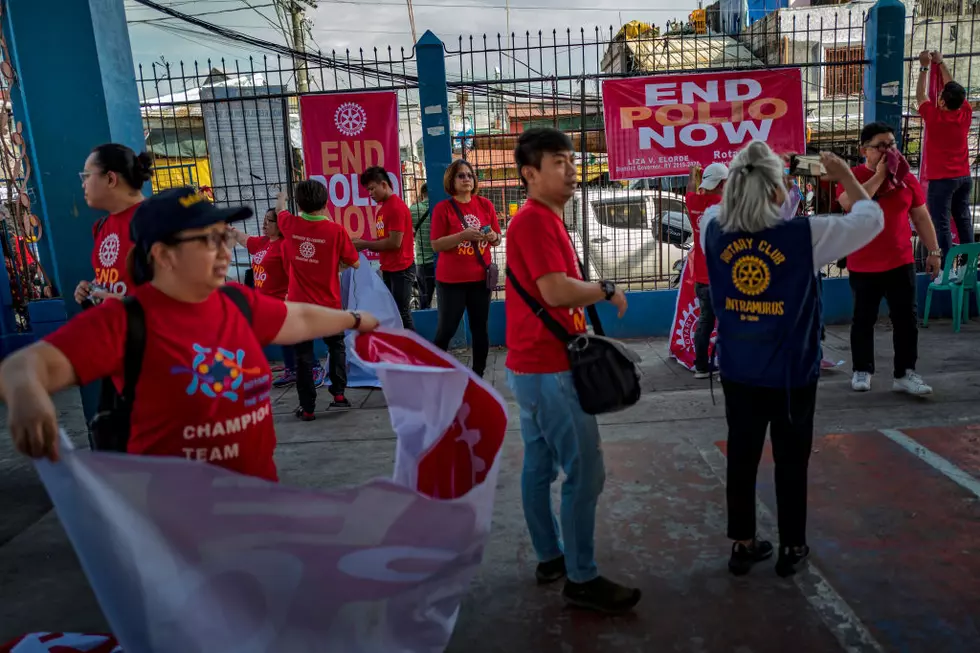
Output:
top-left (674, 300), bottom-right (699, 350)
top-left (299, 241), bottom-right (316, 259)
top-left (251, 250), bottom-right (267, 265)
top-left (334, 102), bottom-right (367, 137)
top-left (464, 214), bottom-right (480, 229)
top-left (732, 255), bottom-right (770, 296)
top-left (99, 233), bottom-right (120, 267)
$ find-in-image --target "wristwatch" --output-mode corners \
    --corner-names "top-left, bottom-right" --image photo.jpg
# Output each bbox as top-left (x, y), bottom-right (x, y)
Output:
top-left (928, 249), bottom-right (942, 258)
top-left (349, 311), bottom-right (362, 329)
top-left (920, 66), bottom-right (930, 73)
top-left (599, 280), bottom-right (616, 301)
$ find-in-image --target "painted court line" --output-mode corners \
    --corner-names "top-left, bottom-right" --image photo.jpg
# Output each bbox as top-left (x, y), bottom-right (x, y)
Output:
top-left (694, 442), bottom-right (885, 653)
top-left (879, 428), bottom-right (980, 499)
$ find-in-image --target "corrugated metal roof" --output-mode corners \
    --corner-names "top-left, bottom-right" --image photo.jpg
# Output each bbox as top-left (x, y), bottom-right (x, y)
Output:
top-left (618, 33), bottom-right (764, 72)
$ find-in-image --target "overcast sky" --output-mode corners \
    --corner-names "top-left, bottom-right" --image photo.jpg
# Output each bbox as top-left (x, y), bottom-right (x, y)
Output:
top-left (124, 0), bottom-right (699, 76)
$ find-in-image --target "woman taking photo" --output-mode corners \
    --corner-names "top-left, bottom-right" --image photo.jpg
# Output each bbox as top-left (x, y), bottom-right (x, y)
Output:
top-left (75, 143), bottom-right (151, 305)
top-left (230, 208), bottom-right (301, 388)
top-left (430, 160), bottom-right (501, 377)
top-left (700, 143), bottom-right (883, 577)
top-left (0, 187), bottom-right (378, 481)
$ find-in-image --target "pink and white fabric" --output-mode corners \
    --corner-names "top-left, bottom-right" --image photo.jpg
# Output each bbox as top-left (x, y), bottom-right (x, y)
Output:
top-left (9, 330), bottom-right (507, 653)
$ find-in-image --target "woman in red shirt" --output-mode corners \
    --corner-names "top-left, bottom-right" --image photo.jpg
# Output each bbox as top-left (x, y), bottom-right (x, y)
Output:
top-left (0, 187), bottom-right (378, 481)
top-left (430, 160), bottom-right (501, 377)
top-left (75, 143), bottom-right (151, 306)
top-left (230, 208), bottom-right (300, 387)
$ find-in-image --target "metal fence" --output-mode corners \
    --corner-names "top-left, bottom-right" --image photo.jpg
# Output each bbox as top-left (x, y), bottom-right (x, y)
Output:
top-left (132, 8), bottom-right (980, 299)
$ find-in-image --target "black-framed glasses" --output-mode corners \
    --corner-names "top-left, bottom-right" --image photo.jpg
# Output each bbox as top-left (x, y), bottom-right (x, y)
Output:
top-left (867, 141), bottom-right (897, 151)
top-left (456, 172), bottom-right (474, 179)
top-left (166, 230), bottom-right (236, 250)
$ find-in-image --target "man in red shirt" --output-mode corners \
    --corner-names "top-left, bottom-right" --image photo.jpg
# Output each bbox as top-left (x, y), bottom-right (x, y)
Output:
top-left (685, 162), bottom-right (727, 378)
top-left (353, 166), bottom-right (416, 330)
top-left (278, 181), bottom-right (360, 420)
top-left (916, 50), bottom-right (974, 277)
top-left (505, 128), bottom-right (640, 615)
top-left (836, 122), bottom-right (941, 397)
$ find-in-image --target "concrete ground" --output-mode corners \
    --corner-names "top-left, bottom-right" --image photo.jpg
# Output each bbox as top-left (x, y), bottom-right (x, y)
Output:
top-left (1, 322), bottom-right (979, 652)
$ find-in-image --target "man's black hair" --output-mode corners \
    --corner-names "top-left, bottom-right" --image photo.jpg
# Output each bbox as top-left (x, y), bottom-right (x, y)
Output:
top-left (419, 182), bottom-right (428, 196)
top-left (860, 121), bottom-right (895, 145)
top-left (941, 81), bottom-right (967, 111)
top-left (514, 127), bottom-right (575, 187)
top-left (359, 166), bottom-right (390, 188)
top-left (295, 179), bottom-right (329, 213)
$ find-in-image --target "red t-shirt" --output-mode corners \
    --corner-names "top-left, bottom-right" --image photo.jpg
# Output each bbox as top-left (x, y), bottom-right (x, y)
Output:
top-left (685, 192), bottom-right (723, 285)
top-left (505, 199), bottom-right (587, 374)
top-left (91, 202), bottom-right (139, 296)
top-left (920, 100), bottom-right (972, 180)
top-left (246, 236), bottom-right (289, 300)
top-left (375, 195), bottom-right (415, 272)
top-left (431, 196), bottom-right (501, 284)
top-left (835, 166), bottom-right (925, 273)
top-left (44, 283), bottom-right (287, 481)
top-left (278, 212), bottom-right (359, 309)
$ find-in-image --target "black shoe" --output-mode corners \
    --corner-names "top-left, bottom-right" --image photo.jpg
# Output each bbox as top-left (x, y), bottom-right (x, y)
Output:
top-left (330, 394), bottom-right (352, 409)
top-left (775, 545), bottom-right (810, 577)
top-left (728, 539), bottom-right (774, 576)
top-left (562, 576), bottom-right (642, 614)
top-left (294, 406), bottom-right (315, 421)
top-left (534, 556), bottom-right (566, 584)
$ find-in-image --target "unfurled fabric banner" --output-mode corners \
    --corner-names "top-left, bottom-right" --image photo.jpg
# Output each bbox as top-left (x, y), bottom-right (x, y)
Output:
top-left (602, 69), bottom-right (806, 179)
top-left (300, 91), bottom-right (402, 257)
top-left (343, 253), bottom-right (403, 388)
top-left (22, 331), bottom-right (507, 653)
top-left (668, 256), bottom-right (716, 371)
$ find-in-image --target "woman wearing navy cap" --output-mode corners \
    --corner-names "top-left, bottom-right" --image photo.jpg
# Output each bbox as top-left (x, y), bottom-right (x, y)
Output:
top-left (0, 187), bottom-right (378, 481)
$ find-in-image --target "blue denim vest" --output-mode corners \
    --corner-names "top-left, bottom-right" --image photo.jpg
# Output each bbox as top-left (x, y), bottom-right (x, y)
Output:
top-left (704, 217), bottom-right (821, 388)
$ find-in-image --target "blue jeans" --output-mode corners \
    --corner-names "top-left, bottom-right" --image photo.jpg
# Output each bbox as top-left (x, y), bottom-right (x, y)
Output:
top-left (281, 345), bottom-right (296, 373)
top-left (927, 176), bottom-right (974, 264)
top-left (506, 369), bottom-right (606, 583)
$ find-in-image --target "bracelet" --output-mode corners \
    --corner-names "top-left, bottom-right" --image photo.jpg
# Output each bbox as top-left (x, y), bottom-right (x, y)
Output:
top-left (349, 311), bottom-right (361, 330)
top-left (928, 249), bottom-right (942, 258)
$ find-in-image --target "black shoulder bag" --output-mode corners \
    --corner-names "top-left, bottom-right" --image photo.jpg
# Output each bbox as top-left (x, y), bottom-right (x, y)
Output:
top-left (449, 199), bottom-right (500, 291)
top-left (87, 286), bottom-right (253, 452)
top-left (505, 263), bottom-right (641, 415)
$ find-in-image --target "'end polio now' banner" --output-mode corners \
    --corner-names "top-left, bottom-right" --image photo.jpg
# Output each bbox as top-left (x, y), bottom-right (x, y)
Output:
top-left (12, 330), bottom-right (506, 653)
top-left (602, 69), bottom-right (806, 180)
top-left (300, 91), bottom-right (402, 257)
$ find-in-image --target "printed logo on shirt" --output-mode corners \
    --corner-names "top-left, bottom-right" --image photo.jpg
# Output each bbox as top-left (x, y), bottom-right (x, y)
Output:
top-left (570, 307), bottom-right (586, 332)
top-left (99, 233), bottom-right (120, 267)
top-left (299, 241), bottom-right (316, 260)
top-left (719, 237), bottom-right (787, 322)
top-left (457, 214), bottom-right (487, 256)
top-left (375, 214), bottom-right (386, 239)
top-left (252, 249), bottom-right (267, 266)
top-left (171, 344), bottom-right (265, 403)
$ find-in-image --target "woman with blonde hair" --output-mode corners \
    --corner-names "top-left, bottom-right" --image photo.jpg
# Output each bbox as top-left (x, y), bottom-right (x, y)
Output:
top-left (700, 142), bottom-right (884, 577)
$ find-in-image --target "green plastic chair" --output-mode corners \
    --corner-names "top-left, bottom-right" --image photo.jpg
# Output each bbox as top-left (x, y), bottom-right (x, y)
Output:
top-left (923, 242), bottom-right (980, 332)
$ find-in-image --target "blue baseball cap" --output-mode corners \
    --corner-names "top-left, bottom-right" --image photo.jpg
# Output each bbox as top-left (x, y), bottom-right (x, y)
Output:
top-left (129, 187), bottom-right (252, 284)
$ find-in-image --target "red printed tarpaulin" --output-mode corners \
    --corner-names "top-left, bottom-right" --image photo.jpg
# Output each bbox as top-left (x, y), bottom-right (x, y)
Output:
top-left (23, 330), bottom-right (507, 653)
top-left (668, 256), bottom-right (716, 371)
top-left (602, 69), bottom-right (806, 179)
top-left (300, 91), bottom-right (402, 253)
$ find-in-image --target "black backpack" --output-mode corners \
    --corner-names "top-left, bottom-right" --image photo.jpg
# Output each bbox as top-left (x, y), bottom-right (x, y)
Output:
top-left (88, 286), bottom-right (253, 452)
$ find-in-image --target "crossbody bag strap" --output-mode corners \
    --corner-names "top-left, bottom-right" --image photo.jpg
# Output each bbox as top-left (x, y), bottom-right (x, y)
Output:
top-left (414, 207), bottom-right (431, 232)
top-left (557, 220), bottom-right (606, 336)
top-left (449, 198), bottom-right (490, 271)
top-left (121, 297), bottom-right (146, 405)
top-left (505, 267), bottom-right (571, 344)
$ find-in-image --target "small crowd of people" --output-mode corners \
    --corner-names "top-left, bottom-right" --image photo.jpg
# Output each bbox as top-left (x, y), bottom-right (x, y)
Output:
top-left (0, 48), bottom-right (974, 623)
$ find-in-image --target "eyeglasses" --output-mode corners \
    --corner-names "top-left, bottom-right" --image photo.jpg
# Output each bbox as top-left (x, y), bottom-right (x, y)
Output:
top-left (79, 171), bottom-right (99, 182)
top-left (167, 230), bottom-right (236, 250)
top-left (868, 141), bottom-right (897, 151)
top-left (456, 172), bottom-right (474, 179)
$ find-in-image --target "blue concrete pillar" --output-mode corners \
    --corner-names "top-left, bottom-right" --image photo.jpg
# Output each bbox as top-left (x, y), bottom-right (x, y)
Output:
top-left (863, 0), bottom-right (907, 142)
top-left (4, 0), bottom-right (145, 419)
top-left (415, 30), bottom-right (467, 348)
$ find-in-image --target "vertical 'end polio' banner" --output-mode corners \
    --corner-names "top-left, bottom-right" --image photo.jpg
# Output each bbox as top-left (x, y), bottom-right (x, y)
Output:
top-left (602, 69), bottom-right (806, 180)
top-left (300, 91), bottom-right (402, 256)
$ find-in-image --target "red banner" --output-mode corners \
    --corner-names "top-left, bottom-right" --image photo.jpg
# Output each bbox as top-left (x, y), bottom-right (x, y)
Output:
top-left (300, 91), bottom-right (402, 251)
top-left (602, 69), bottom-right (806, 179)
top-left (668, 256), bottom-right (716, 371)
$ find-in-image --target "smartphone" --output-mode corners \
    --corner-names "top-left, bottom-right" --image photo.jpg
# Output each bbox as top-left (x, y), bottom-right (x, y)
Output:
top-left (789, 154), bottom-right (826, 177)
top-left (480, 225), bottom-right (492, 234)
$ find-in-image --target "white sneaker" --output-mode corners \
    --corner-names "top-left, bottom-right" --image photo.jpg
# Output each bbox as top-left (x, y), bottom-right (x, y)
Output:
top-left (892, 370), bottom-right (933, 396)
top-left (694, 370), bottom-right (712, 379)
top-left (851, 371), bottom-right (872, 392)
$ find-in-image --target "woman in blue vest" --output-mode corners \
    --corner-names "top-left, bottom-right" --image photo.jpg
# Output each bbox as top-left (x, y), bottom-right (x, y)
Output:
top-left (701, 143), bottom-right (884, 578)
